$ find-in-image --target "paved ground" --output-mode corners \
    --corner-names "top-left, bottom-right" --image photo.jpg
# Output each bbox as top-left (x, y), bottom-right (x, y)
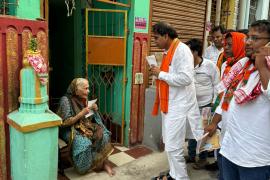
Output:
top-left (64, 152), bottom-right (218, 180)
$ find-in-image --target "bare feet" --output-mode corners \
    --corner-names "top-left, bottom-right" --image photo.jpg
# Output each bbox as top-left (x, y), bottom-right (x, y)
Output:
top-left (103, 161), bottom-right (115, 177)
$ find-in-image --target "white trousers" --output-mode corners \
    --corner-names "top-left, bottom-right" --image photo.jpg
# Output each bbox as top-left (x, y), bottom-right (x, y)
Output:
top-left (167, 149), bottom-right (189, 180)
top-left (162, 112), bottom-right (190, 180)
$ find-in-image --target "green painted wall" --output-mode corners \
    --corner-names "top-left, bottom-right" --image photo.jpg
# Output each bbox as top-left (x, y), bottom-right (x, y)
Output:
top-left (124, 0), bottom-right (150, 145)
top-left (16, 0), bottom-right (41, 20)
top-left (133, 0), bottom-right (150, 33)
top-left (123, 0), bottom-right (134, 146)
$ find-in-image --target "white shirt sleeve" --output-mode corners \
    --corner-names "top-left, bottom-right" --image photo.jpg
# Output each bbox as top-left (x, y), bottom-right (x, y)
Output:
top-left (267, 81), bottom-right (270, 99)
top-left (211, 64), bottom-right (221, 103)
top-left (203, 46), bottom-right (211, 59)
top-left (158, 45), bottom-right (193, 87)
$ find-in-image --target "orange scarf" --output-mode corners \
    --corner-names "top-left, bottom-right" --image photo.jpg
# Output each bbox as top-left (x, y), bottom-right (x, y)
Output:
top-left (216, 52), bottom-right (225, 73)
top-left (152, 39), bottom-right (180, 116)
top-left (212, 32), bottom-right (246, 112)
top-left (223, 32), bottom-right (246, 77)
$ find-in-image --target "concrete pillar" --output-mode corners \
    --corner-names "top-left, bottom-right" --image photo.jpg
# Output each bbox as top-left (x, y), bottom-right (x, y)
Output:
top-left (203, 0), bottom-right (212, 52)
top-left (244, 0), bottom-right (251, 28)
top-left (227, 0), bottom-right (239, 29)
top-left (215, 0), bottom-right (222, 26)
top-left (7, 45), bottom-right (61, 180)
top-left (238, 0), bottom-right (248, 29)
top-left (256, 0), bottom-right (270, 20)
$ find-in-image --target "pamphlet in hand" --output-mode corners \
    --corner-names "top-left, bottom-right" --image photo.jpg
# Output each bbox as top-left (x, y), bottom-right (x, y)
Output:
top-left (201, 107), bottom-right (212, 128)
top-left (196, 130), bottom-right (221, 154)
top-left (85, 99), bottom-right (97, 118)
top-left (146, 55), bottom-right (158, 67)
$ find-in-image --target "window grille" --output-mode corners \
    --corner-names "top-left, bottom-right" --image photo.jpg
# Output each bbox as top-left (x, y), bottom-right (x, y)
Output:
top-left (0, 0), bottom-right (18, 15)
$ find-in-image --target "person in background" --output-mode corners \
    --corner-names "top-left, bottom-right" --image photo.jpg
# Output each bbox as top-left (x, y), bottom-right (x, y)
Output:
top-left (203, 26), bottom-right (226, 65)
top-left (150, 22), bottom-right (202, 180)
top-left (185, 38), bottom-right (220, 170)
top-left (57, 78), bottom-right (115, 176)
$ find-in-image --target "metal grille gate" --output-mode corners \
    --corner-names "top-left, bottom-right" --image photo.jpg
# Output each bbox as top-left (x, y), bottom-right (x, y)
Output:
top-left (85, 9), bottom-right (127, 144)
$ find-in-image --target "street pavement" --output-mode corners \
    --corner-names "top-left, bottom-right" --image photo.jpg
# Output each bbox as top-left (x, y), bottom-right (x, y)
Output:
top-left (65, 151), bottom-right (218, 180)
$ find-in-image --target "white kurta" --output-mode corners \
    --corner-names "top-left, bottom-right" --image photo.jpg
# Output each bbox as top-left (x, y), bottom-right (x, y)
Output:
top-left (194, 58), bottom-right (220, 107)
top-left (158, 42), bottom-right (203, 149)
top-left (220, 66), bottom-right (270, 167)
top-left (220, 94), bottom-right (270, 167)
top-left (158, 42), bottom-right (203, 180)
top-left (264, 80), bottom-right (270, 97)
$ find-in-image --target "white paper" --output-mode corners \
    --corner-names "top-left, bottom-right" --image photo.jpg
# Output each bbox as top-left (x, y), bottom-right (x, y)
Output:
top-left (196, 132), bottom-right (209, 154)
top-left (196, 130), bottom-right (221, 154)
top-left (146, 55), bottom-right (158, 67)
top-left (85, 99), bottom-right (97, 118)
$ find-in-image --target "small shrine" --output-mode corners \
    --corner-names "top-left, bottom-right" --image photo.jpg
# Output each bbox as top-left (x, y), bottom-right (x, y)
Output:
top-left (7, 38), bottom-right (62, 180)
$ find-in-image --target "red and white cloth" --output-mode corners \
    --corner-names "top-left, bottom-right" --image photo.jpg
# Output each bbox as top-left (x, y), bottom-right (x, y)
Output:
top-left (216, 57), bottom-right (262, 105)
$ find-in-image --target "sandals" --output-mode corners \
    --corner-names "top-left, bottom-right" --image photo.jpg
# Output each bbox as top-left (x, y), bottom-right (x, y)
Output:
top-left (151, 172), bottom-right (175, 180)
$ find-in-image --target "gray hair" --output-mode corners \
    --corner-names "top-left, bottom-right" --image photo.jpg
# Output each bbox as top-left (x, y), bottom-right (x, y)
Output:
top-left (76, 78), bottom-right (88, 91)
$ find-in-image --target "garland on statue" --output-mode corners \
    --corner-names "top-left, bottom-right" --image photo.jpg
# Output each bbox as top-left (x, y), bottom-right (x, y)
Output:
top-left (25, 38), bottom-right (48, 85)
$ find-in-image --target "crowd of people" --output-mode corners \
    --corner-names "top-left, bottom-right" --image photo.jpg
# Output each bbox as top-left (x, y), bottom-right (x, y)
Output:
top-left (150, 21), bottom-right (270, 180)
top-left (56, 20), bottom-right (270, 180)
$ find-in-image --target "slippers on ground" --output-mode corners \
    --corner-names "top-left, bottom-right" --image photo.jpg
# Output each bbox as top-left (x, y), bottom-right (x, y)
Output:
top-left (159, 170), bottom-right (170, 176)
top-left (151, 172), bottom-right (175, 180)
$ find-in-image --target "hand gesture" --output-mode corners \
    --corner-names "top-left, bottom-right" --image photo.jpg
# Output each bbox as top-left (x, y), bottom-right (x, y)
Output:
top-left (81, 106), bottom-right (91, 116)
top-left (255, 46), bottom-right (270, 69)
top-left (204, 123), bottom-right (217, 137)
top-left (91, 103), bottom-right (98, 111)
top-left (150, 65), bottom-right (161, 77)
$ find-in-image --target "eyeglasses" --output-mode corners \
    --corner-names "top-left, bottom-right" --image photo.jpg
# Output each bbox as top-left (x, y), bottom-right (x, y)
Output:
top-left (245, 36), bottom-right (270, 42)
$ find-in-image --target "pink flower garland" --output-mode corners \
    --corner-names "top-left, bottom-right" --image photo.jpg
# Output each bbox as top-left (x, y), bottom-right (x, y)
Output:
top-left (27, 52), bottom-right (48, 85)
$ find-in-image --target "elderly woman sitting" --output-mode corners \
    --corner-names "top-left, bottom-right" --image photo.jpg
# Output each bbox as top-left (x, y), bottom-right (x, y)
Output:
top-left (57, 78), bottom-right (115, 176)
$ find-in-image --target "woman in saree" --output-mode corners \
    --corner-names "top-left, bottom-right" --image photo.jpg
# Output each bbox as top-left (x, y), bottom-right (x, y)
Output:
top-left (57, 78), bottom-right (115, 176)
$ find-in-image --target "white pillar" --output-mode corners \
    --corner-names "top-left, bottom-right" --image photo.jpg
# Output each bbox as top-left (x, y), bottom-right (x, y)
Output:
top-left (203, 0), bottom-right (212, 52)
top-left (215, 0), bottom-right (222, 26)
top-left (256, 0), bottom-right (270, 20)
top-left (238, 0), bottom-right (247, 29)
top-left (244, 0), bottom-right (251, 28)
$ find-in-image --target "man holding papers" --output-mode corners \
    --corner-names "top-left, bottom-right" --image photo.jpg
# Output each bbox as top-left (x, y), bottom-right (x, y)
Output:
top-left (150, 22), bottom-right (202, 180)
